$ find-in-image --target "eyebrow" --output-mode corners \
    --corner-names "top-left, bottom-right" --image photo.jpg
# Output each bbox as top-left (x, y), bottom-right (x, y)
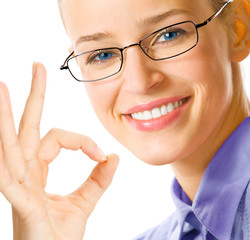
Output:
top-left (75, 9), bottom-right (191, 48)
top-left (75, 32), bottom-right (113, 48)
top-left (136, 9), bottom-right (191, 28)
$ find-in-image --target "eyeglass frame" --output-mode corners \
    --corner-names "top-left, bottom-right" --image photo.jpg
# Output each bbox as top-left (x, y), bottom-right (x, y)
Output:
top-left (60, 0), bottom-right (233, 82)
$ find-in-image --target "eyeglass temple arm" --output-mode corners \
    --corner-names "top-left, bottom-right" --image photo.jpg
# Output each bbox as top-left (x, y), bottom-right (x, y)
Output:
top-left (196, 0), bottom-right (233, 29)
top-left (60, 51), bottom-right (74, 70)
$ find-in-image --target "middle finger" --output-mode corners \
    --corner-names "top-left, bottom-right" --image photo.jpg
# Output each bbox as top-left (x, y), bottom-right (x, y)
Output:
top-left (18, 63), bottom-right (47, 160)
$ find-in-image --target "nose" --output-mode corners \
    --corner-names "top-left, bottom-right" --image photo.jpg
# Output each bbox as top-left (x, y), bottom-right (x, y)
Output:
top-left (120, 44), bottom-right (165, 94)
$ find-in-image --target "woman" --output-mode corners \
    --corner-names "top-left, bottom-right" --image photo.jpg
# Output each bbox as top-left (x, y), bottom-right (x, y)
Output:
top-left (0, 0), bottom-right (249, 239)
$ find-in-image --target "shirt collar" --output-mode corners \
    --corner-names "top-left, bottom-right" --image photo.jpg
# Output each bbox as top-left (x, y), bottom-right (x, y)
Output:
top-left (171, 117), bottom-right (250, 240)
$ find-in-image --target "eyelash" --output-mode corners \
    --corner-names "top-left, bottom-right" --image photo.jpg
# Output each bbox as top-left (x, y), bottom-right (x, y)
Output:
top-left (85, 50), bottom-right (104, 65)
top-left (85, 50), bottom-right (117, 65)
top-left (82, 27), bottom-right (187, 65)
top-left (153, 27), bottom-right (186, 45)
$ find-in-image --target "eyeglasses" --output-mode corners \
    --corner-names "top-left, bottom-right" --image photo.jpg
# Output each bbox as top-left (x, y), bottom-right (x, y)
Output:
top-left (60, 0), bottom-right (233, 82)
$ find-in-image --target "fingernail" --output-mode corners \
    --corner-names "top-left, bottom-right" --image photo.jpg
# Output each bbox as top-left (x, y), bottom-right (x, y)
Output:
top-left (97, 147), bottom-right (107, 161)
top-left (32, 62), bottom-right (36, 77)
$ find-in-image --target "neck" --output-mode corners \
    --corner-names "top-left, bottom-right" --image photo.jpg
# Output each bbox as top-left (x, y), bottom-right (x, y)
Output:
top-left (170, 63), bottom-right (250, 202)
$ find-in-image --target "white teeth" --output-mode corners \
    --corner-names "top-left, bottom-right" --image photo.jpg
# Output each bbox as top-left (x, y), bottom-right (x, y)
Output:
top-left (161, 105), bottom-right (168, 115)
top-left (174, 101), bottom-right (179, 109)
top-left (130, 98), bottom-right (188, 120)
top-left (143, 111), bottom-right (152, 120)
top-left (138, 112), bottom-right (144, 120)
top-left (152, 107), bottom-right (161, 119)
top-left (132, 112), bottom-right (139, 119)
top-left (166, 102), bottom-right (174, 113)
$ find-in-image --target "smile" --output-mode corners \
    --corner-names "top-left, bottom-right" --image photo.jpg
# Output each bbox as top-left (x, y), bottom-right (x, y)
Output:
top-left (131, 98), bottom-right (188, 120)
top-left (123, 96), bottom-right (190, 131)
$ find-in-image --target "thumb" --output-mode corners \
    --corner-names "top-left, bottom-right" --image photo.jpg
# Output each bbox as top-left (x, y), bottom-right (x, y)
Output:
top-left (69, 153), bottom-right (119, 217)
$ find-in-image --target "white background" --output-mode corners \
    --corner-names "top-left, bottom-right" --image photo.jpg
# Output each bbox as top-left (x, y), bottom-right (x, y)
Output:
top-left (0, 1), bottom-right (249, 239)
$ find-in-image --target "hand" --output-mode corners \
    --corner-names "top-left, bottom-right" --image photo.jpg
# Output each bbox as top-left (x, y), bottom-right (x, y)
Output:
top-left (0, 63), bottom-right (119, 240)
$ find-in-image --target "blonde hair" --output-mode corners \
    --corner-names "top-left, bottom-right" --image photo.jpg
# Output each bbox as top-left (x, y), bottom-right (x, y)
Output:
top-left (209, 0), bottom-right (232, 17)
top-left (210, 0), bottom-right (228, 9)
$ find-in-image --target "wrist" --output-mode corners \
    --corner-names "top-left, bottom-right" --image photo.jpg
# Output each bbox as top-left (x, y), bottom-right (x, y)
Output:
top-left (12, 208), bottom-right (56, 240)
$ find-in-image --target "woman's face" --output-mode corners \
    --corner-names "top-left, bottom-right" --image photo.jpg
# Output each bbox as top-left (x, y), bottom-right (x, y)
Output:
top-left (63, 0), bottom-right (234, 165)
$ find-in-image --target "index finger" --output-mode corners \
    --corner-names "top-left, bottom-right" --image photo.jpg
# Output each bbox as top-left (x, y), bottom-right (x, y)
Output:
top-left (38, 128), bottom-right (107, 164)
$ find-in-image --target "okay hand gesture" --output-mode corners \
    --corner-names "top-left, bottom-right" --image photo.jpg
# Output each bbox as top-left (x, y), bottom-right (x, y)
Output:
top-left (0, 63), bottom-right (119, 240)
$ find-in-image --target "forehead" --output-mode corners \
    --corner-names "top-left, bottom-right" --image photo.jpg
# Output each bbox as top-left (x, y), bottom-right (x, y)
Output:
top-left (62, 0), bottom-right (211, 46)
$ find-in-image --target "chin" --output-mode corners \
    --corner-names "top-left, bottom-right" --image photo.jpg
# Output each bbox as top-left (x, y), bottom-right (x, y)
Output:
top-left (129, 146), bottom-right (181, 166)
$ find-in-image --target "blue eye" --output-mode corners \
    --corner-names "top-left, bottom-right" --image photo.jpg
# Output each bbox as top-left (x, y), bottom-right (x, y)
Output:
top-left (157, 31), bottom-right (179, 43)
top-left (86, 50), bottom-right (120, 65)
top-left (154, 27), bottom-right (186, 45)
top-left (97, 52), bottom-right (113, 61)
top-left (163, 32), bottom-right (178, 41)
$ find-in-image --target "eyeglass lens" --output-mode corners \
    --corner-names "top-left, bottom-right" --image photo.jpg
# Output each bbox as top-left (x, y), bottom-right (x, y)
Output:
top-left (68, 21), bottom-right (198, 82)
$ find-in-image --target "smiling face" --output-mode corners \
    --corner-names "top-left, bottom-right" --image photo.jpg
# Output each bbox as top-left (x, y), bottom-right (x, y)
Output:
top-left (62, 0), bottom-right (237, 165)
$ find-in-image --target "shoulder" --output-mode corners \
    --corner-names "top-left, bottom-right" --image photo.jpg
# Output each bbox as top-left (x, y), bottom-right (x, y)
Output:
top-left (132, 212), bottom-right (179, 240)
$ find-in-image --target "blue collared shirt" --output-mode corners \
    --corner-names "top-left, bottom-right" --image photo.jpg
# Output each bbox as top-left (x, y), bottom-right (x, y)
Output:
top-left (134, 117), bottom-right (250, 240)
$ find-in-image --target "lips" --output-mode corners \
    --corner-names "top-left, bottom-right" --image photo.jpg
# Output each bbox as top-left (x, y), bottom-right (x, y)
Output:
top-left (124, 96), bottom-right (189, 115)
top-left (123, 96), bottom-right (191, 131)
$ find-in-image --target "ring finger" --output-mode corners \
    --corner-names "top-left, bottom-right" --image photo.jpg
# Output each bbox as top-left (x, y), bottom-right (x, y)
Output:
top-left (0, 82), bottom-right (25, 179)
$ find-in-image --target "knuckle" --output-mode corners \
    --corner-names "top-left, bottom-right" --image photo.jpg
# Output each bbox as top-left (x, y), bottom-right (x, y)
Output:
top-left (79, 134), bottom-right (96, 145)
top-left (2, 104), bottom-right (14, 120)
top-left (47, 128), bottom-right (60, 136)
top-left (84, 135), bottom-right (96, 146)
top-left (81, 136), bottom-right (98, 151)
top-left (89, 174), bottom-right (104, 190)
top-left (38, 92), bottom-right (45, 101)
top-left (29, 87), bottom-right (45, 100)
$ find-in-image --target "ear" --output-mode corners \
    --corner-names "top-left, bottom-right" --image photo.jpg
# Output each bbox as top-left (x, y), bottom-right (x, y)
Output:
top-left (230, 0), bottom-right (250, 62)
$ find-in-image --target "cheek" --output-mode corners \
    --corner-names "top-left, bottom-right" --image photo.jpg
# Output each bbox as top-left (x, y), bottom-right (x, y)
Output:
top-left (84, 80), bottom-right (122, 127)
top-left (85, 81), bottom-right (132, 147)
top-left (172, 27), bottom-right (233, 111)
top-left (183, 29), bottom-right (233, 142)
top-left (194, 32), bottom-right (233, 113)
